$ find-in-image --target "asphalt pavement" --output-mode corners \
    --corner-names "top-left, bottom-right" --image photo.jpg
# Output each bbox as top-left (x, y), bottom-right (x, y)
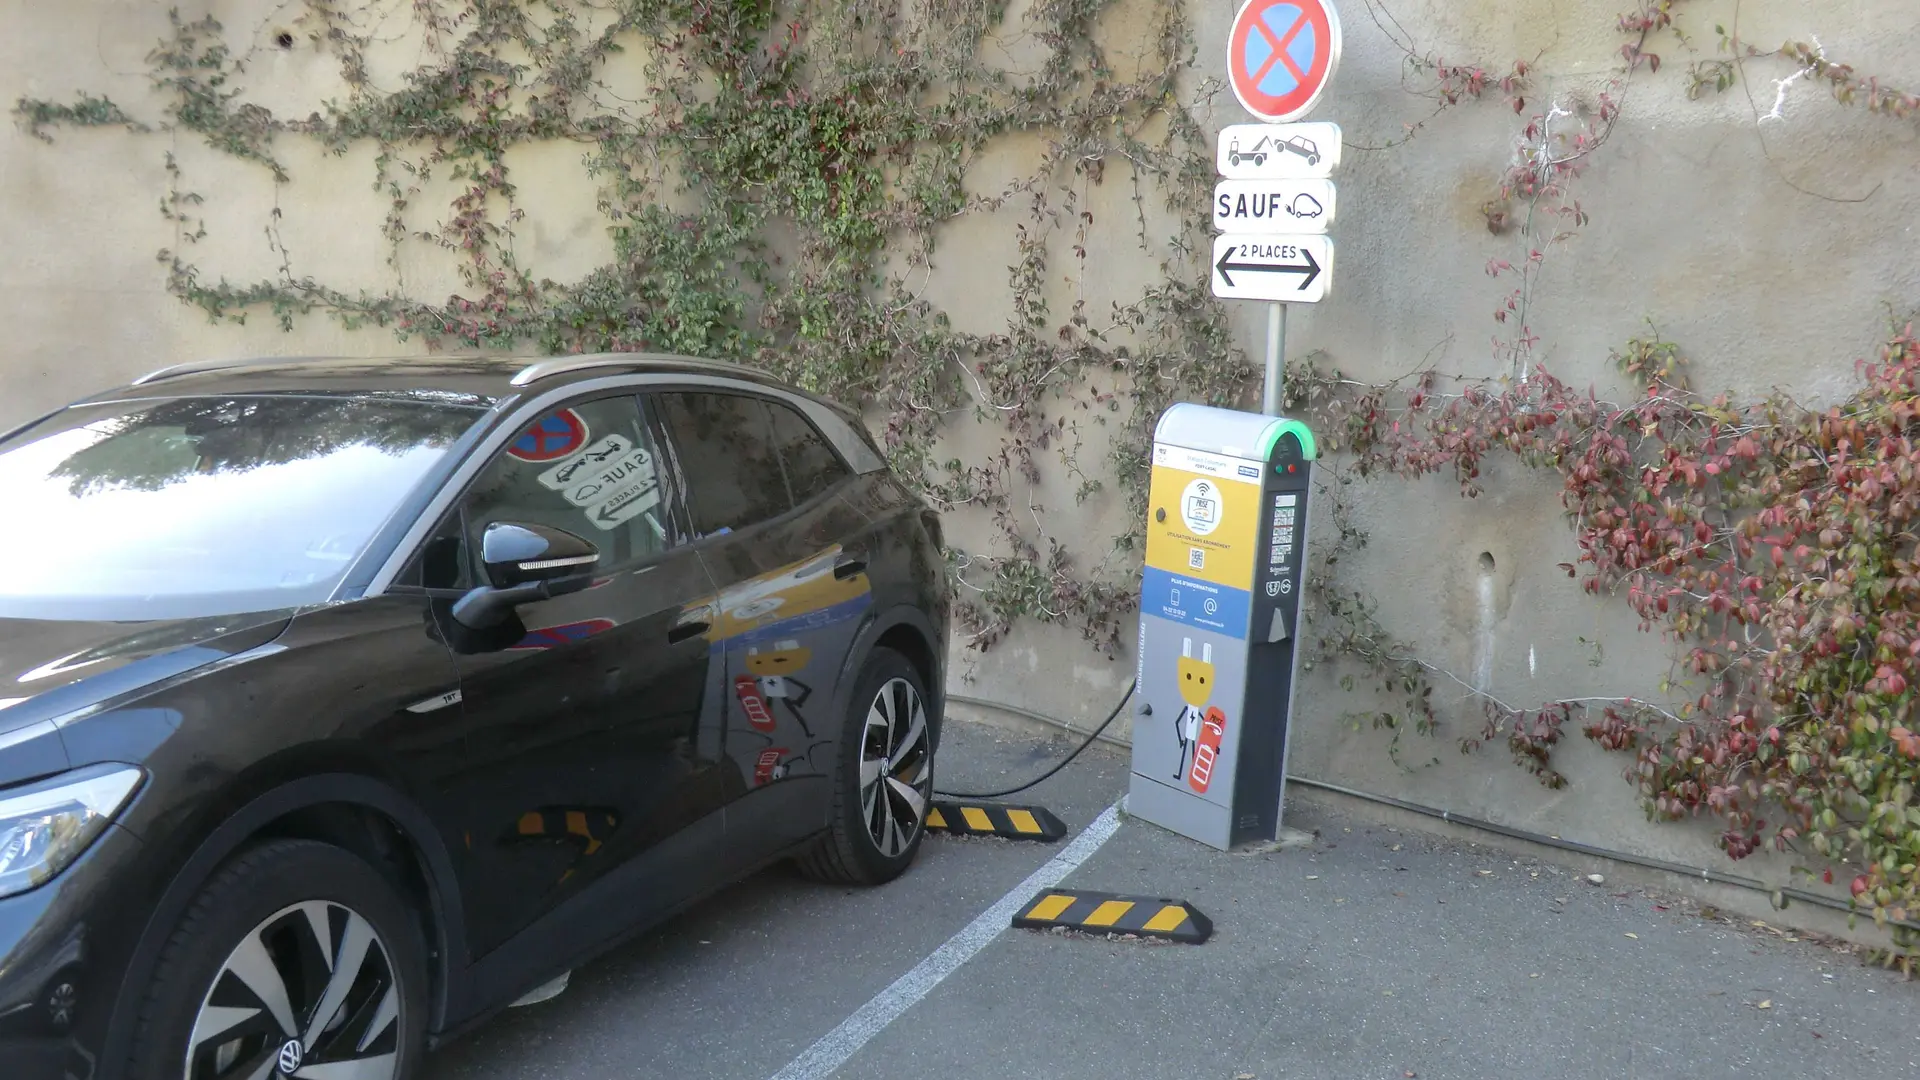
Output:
top-left (426, 717), bottom-right (1920, 1080)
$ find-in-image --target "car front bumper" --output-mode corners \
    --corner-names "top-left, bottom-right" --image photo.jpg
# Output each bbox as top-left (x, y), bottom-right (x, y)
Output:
top-left (0, 822), bottom-right (147, 1080)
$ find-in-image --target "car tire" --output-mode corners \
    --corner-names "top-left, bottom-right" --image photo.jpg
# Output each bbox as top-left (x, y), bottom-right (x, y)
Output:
top-left (796, 647), bottom-right (935, 886)
top-left (124, 838), bottom-right (429, 1080)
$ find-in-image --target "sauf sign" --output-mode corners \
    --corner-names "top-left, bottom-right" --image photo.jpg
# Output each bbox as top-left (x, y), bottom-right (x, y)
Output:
top-left (1212, 0), bottom-right (1343, 310)
top-left (1212, 178), bottom-right (1337, 232)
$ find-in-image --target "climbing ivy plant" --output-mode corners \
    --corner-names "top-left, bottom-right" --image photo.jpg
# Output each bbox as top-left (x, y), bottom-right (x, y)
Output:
top-left (14, 0), bottom-right (1253, 657)
top-left (1278, 0), bottom-right (1920, 965)
top-left (22, 0), bottom-right (1920, 960)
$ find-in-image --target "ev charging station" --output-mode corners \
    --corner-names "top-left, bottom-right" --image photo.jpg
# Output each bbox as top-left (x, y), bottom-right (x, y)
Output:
top-left (1118, 0), bottom-right (1342, 852)
top-left (1127, 406), bottom-right (1317, 850)
top-left (982, 0), bottom-right (1349, 941)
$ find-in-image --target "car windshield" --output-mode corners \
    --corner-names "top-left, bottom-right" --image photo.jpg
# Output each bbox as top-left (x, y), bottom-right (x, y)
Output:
top-left (0, 393), bottom-right (485, 620)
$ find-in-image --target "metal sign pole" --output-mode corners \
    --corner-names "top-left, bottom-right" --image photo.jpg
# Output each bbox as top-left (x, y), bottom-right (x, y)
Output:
top-left (1262, 301), bottom-right (1286, 416)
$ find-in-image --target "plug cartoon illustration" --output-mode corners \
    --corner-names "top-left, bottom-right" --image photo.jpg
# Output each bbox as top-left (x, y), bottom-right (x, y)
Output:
top-left (1174, 638), bottom-right (1213, 782)
top-left (747, 639), bottom-right (815, 737)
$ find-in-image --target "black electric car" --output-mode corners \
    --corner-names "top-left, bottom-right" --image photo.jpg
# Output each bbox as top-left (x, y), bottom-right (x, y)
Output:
top-left (0, 353), bottom-right (949, 1080)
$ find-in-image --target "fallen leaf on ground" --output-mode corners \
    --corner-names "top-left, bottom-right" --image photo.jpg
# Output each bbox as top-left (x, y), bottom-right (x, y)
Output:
top-left (1757, 999), bottom-right (1772, 1009)
top-left (1305, 875), bottom-right (1319, 880)
top-left (1476, 869), bottom-right (1494, 877)
top-left (1624, 932), bottom-right (1639, 939)
top-left (1390, 844), bottom-right (1403, 851)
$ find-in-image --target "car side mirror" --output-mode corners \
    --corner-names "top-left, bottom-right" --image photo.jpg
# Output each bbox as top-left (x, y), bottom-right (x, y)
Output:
top-left (450, 522), bottom-right (601, 632)
top-left (481, 522), bottom-right (600, 587)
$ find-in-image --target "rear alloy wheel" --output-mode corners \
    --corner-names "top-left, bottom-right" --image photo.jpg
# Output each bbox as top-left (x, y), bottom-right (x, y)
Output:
top-left (127, 839), bottom-right (427, 1080)
top-left (797, 647), bottom-right (935, 885)
top-left (860, 675), bottom-right (933, 858)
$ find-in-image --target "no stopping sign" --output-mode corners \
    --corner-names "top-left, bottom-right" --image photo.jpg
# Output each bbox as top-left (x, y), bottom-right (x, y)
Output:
top-left (1227, 0), bottom-right (1343, 124)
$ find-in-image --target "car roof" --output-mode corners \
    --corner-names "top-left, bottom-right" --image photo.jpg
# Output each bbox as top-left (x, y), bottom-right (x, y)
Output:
top-left (44, 349), bottom-right (890, 480)
top-left (79, 352), bottom-right (797, 409)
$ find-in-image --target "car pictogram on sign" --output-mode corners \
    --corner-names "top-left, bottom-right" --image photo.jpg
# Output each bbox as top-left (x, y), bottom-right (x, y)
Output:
top-left (1278, 135), bottom-right (1321, 165)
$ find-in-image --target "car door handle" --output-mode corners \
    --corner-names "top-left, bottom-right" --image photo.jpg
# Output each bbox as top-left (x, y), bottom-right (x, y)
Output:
top-left (667, 621), bottom-right (710, 645)
top-left (833, 556), bottom-right (868, 580)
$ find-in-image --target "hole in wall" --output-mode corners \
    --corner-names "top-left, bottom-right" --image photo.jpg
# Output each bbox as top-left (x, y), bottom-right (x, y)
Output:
top-left (274, 30), bottom-right (295, 50)
top-left (1478, 551), bottom-right (1496, 573)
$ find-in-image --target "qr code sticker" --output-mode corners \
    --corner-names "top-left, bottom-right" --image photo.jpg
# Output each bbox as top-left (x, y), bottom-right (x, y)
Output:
top-left (1188, 547), bottom-right (1205, 570)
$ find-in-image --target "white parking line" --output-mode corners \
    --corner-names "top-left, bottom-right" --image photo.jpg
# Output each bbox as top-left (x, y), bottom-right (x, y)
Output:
top-left (767, 800), bottom-right (1126, 1080)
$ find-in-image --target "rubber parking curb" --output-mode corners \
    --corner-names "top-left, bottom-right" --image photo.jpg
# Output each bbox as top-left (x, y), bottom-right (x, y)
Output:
top-left (925, 800), bottom-right (1068, 842)
top-left (1011, 889), bottom-right (1213, 944)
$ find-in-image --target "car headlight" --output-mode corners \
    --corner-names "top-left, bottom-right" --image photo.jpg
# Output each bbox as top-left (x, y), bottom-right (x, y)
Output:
top-left (0, 764), bottom-right (143, 900)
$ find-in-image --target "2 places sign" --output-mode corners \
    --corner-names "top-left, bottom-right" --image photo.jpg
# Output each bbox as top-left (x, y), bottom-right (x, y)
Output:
top-left (1209, 234), bottom-right (1332, 304)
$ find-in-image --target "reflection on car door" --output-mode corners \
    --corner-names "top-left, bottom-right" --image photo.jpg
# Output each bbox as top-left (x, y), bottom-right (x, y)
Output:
top-left (426, 393), bottom-right (726, 967)
top-left (655, 390), bottom-right (874, 860)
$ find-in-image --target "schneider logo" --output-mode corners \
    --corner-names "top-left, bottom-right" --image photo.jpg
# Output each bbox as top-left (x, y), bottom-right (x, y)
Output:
top-left (1237, 465), bottom-right (1259, 477)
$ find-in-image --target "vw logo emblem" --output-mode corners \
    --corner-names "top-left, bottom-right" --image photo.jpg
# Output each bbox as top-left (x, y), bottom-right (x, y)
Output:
top-left (277, 1039), bottom-right (305, 1074)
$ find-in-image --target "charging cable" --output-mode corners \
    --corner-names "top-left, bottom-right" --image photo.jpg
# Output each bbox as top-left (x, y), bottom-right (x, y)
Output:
top-left (933, 678), bottom-right (1136, 799)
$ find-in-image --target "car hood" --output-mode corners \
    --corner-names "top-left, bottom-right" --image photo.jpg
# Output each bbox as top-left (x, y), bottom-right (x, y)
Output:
top-left (0, 611), bottom-right (293, 740)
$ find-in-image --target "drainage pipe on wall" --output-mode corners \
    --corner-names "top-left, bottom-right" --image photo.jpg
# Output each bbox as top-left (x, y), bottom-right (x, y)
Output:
top-left (947, 691), bottom-right (1918, 936)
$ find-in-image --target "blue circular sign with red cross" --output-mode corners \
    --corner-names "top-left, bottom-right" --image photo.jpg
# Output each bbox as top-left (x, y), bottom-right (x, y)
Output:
top-left (1227, 0), bottom-right (1343, 124)
top-left (510, 618), bottom-right (616, 650)
top-left (507, 408), bottom-right (589, 462)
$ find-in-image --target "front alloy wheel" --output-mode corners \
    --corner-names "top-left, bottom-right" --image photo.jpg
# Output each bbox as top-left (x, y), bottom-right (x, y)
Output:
top-left (125, 839), bottom-right (426, 1080)
top-left (860, 676), bottom-right (932, 858)
top-left (188, 901), bottom-right (402, 1079)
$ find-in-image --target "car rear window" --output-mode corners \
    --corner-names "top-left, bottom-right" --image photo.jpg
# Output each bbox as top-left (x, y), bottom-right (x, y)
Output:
top-left (657, 392), bottom-right (792, 537)
top-left (764, 400), bottom-right (852, 506)
top-left (0, 394), bottom-right (484, 620)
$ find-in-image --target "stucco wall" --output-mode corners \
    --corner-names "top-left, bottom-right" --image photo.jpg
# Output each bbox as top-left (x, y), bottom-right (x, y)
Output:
top-left (5, 0), bottom-right (1918, 898)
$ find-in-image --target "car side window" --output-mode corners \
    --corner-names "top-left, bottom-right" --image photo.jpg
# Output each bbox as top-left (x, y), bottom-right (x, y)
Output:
top-left (462, 396), bottom-right (673, 578)
top-left (764, 400), bottom-right (852, 506)
top-left (657, 392), bottom-right (791, 538)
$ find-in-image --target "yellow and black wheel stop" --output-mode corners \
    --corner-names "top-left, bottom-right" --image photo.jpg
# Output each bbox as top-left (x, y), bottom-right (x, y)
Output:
top-left (1012, 889), bottom-right (1213, 944)
top-left (924, 800), bottom-right (1068, 842)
